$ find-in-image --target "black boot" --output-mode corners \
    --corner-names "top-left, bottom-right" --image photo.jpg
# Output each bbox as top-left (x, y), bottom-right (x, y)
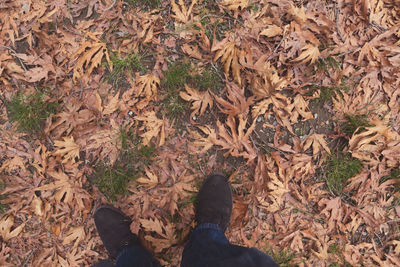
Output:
top-left (196, 173), bottom-right (233, 232)
top-left (94, 205), bottom-right (141, 259)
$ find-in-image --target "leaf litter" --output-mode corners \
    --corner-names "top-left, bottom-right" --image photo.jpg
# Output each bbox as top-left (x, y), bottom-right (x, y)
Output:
top-left (0, 0), bottom-right (400, 266)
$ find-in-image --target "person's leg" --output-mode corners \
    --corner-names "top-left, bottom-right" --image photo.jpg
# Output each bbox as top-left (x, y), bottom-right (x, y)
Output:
top-left (115, 246), bottom-right (160, 267)
top-left (93, 205), bottom-right (159, 267)
top-left (181, 174), bottom-right (278, 267)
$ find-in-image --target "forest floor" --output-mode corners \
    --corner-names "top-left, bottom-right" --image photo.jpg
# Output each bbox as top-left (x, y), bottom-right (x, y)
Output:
top-left (1, 0), bottom-right (400, 266)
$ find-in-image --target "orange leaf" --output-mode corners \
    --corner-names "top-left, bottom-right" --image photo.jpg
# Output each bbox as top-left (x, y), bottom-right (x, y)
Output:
top-left (292, 44), bottom-right (320, 65)
top-left (180, 85), bottom-right (213, 118)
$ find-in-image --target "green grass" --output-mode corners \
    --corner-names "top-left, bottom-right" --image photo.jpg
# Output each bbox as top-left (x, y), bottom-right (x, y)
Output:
top-left (94, 163), bottom-right (134, 201)
top-left (316, 56), bottom-right (341, 74)
top-left (125, 0), bottom-right (160, 9)
top-left (93, 127), bottom-right (156, 201)
top-left (264, 248), bottom-right (295, 267)
top-left (323, 152), bottom-right (363, 196)
top-left (0, 180), bottom-right (7, 215)
top-left (161, 61), bottom-right (222, 118)
top-left (190, 69), bottom-right (221, 92)
top-left (328, 243), bottom-right (342, 254)
top-left (7, 91), bottom-right (58, 133)
top-left (161, 62), bottom-right (191, 119)
top-left (341, 114), bottom-right (371, 136)
top-left (307, 78), bottom-right (353, 105)
top-left (163, 61), bottom-right (191, 91)
top-left (107, 52), bottom-right (146, 85)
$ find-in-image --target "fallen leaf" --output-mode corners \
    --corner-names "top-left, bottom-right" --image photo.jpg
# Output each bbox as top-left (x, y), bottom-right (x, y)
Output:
top-left (103, 93), bottom-right (120, 115)
top-left (260, 25), bottom-right (283, 38)
top-left (302, 133), bottom-right (331, 158)
top-left (180, 85), bottom-right (213, 118)
top-left (213, 40), bottom-right (243, 85)
top-left (0, 216), bottom-right (26, 242)
top-left (53, 136), bottom-right (80, 163)
top-left (171, 0), bottom-right (197, 23)
top-left (292, 44), bottom-right (320, 65)
top-left (135, 111), bottom-right (166, 146)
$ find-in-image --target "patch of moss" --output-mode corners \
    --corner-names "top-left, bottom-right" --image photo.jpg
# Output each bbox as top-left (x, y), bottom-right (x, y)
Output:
top-left (125, 0), bottom-right (160, 9)
top-left (161, 61), bottom-right (222, 119)
top-left (190, 69), bottom-right (222, 92)
top-left (7, 91), bottom-right (58, 133)
top-left (323, 152), bottom-right (363, 196)
top-left (328, 243), bottom-right (342, 254)
top-left (0, 180), bottom-right (8, 215)
top-left (264, 248), bottom-right (295, 267)
top-left (341, 114), bottom-right (371, 136)
top-left (316, 56), bottom-right (341, 73)
top-left (94, 163), bottom-right (134, 201)
top-left (107, 52), bottom-right (146, 85)
top-left (93, 127), bottom-right (156, 201)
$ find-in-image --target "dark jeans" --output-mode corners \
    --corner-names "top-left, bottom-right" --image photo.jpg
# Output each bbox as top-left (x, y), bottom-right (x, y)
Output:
top-left (105, 223), bottom-right (278, 267)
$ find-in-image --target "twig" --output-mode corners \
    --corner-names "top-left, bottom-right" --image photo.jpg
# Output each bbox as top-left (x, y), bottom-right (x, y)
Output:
top-left (0, 44), bottom-right (28, 71)
top-left (267, 34), bottom-right (287, 61)
top-left (334, 1), bottom-right (345, 43)
top-left (210, 62), bottom-right (224, 81)
top-left (104, 0), bottom-right (117, 11)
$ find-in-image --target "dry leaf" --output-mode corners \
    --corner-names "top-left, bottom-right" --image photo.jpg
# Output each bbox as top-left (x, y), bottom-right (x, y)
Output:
top-left (71, 33), bottom-right (111, 83)
top-left (260, 25), bottom-right (283, 38)
top-left (292, 44), bottom-right (320, 65)
top-left (136, 168), bottom-right (159, 189)
top-left (220, 0), bottom-right (249, 12)
top-left (135, 74), bottom-right (160, 100)
top-left (103, 93), bottom-right (120, 115)
top-left (302, 133), bottom-right (331, 158)
top-left (188, 125), bottom-right (218, 154)
top-left (0, 216), bottom-right (25, 242)
top-left (171, 0), bottom-right (197, 23)
top-left (135, 111), bottom-right (166, 146)
top-left (213, 40), bottom-right (243, 85)
top-left (181, 43), bottom-right (203, 60)
top-left (53, 136), bottom-right (80, 163)
top-left (180, 85), bottom-right (213, 118)
top-left (140, 217), bottom-right (176, 252)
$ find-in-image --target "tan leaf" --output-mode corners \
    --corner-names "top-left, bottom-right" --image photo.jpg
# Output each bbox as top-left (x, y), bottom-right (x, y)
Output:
top-left (0, 156), bottom-right (26, 173)
top-left (220, 0), bottom-right (249, 12)
top-left (171, 0), bottom-right (197, 23)
top-left (22, 67), bottom-right (49, 82)
top-left (32, 196), bottom-right (44, 217)
top-left (135, 74), bottom-right (160, 100)
top-left (249, 62), bottom-right (287, 98)
top-left (86, 120), bottom-right (121, 165)
top-left (136, 168), bottom-right (159, 189)
top-left (216, 115), bottom-right (257, 161)
top-left (0, 216), bottom-right (26, 242)
top-left (62, 226), bottom-right (85, 249)
top-left (258, 172), bottom-right (289, 212)
top-left (135, 111), bottom-right (166, 146)
top-left (180, 85), bottom-right (213, 118)
top-left (213, 40), bottom-right (243, 85)
top-left (214, 82), bottom-right (253, 117)
top-left (302, 133), bottom-right (331, 158)
top-left (53, 136), bottom-right (80, 163)
top-left (103, 93), bottom-right (120, 115)
top-left (292, 44), bottom-right (320, 65)
top-left (71, 34), bottom-right (111, 83)
top-left (188, 125), bottom-right (218, 154)
top-left (259, 25), bottom-right (283, 38)
top-left (181, 44), bottom-right (203, 59)
top-left (140, 217), bottom-right (176, 252)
